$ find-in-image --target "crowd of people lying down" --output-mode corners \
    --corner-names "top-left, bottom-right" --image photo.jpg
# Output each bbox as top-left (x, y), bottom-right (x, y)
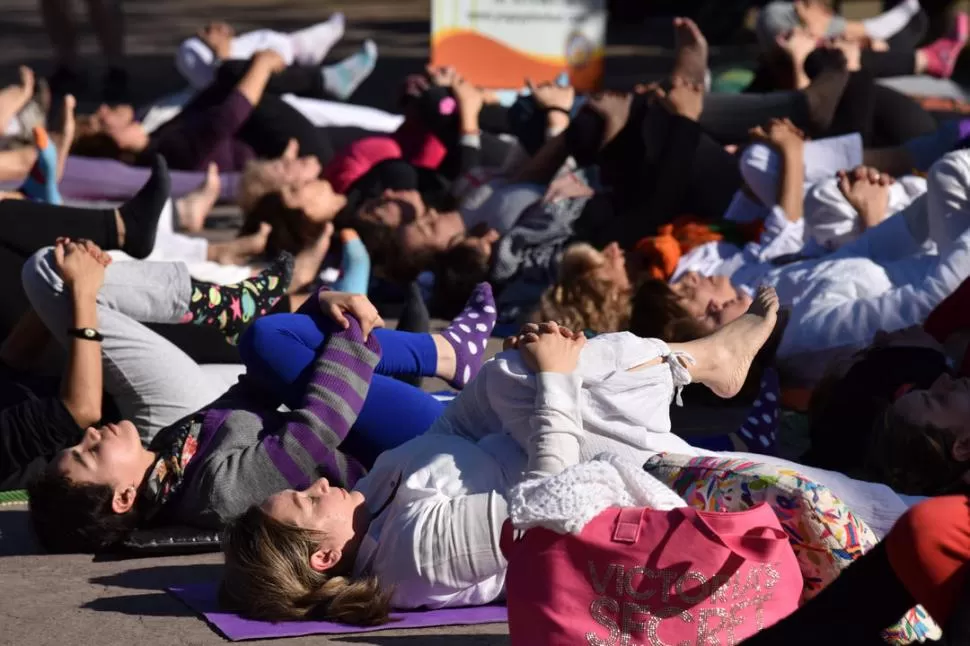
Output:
top-left (5, 0), bottom-right (970, 642)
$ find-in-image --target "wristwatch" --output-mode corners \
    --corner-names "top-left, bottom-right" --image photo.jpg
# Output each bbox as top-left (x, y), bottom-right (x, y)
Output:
top-left (67, 327), bottom-right (104, 342)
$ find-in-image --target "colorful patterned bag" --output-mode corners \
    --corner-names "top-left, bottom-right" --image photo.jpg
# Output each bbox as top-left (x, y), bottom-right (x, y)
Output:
top-left (643, 454), bottom-right (942, 644)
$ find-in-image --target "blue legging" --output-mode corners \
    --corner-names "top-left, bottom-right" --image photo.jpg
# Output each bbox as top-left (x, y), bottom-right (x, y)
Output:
top-left (239, 311), bottom-right (446, 467)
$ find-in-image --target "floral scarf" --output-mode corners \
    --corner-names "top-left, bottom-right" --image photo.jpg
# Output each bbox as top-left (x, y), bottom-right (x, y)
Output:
top-left (141, 414), bottom-right (203, 521)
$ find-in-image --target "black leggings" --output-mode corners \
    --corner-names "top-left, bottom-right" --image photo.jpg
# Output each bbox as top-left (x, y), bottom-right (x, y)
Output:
top-left (0, 199), bottom-right (119, 340)
top-left (699, 91), bottom-right (814, 144)
top-left (740, 542), bottom-right (916, 645)
top-left (0, 199), bottom-right (243, 364)
top-left (566, 95), bottom-right (742, 247)
top-left (823, 70), bottom-right (937, 146)
top-left (843, 8), bottom-right (927, 78)
top-left (190, 60), bottom-right (337, 165)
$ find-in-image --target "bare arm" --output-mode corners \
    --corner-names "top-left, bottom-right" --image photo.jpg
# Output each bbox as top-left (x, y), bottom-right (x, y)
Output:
top-left (236, 51), bottom-right (281, 107)
top-left (510, 132), bottom-right (569, 185)
top-left (778, 145), bottom-right (805, 223)
top-left (60, 284), bottom-right (103, 428)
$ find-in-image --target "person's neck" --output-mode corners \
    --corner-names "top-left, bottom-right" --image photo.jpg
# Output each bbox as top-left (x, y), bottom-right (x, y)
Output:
top-left (345, 499), bottom-right (373, 564)
top-left (139, 449), bottom-right (161, 480)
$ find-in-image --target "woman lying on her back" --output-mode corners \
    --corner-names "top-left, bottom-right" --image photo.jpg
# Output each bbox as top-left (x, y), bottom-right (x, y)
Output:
top-left (25, 284), bottom-right (498, 553)
top-left (220, 286), bottom-right (915, 625)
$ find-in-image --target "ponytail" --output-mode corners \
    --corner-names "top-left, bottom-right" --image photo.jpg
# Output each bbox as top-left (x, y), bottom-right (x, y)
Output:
top-left (221, 506), bottom-right (393, 626)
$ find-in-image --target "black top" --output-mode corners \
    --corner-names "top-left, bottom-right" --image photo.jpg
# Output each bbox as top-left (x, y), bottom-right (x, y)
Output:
top-left (0, 365), bottom-right (82, 491)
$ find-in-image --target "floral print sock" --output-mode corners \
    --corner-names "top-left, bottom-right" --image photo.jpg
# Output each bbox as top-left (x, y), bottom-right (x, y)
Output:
top-left (184, 252), bottom-right (294, 345)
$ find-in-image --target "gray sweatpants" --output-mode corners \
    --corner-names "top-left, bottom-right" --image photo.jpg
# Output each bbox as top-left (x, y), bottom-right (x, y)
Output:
top-left (21, 248), bottom-right (243, 443)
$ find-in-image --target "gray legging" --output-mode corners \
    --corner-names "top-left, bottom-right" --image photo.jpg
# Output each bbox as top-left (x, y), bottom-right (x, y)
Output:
top-left (21, 249), bottom-right (242, 442)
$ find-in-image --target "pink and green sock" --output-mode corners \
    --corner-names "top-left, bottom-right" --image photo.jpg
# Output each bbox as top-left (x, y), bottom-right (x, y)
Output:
top-left (19, 127), bottom-right (61, 205)
top-left (183, 252), bottom-right (294, 345)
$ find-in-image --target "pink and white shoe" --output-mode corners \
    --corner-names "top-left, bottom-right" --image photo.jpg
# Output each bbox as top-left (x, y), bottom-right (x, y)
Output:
top-left (921, 12), bottom-right (969, 79)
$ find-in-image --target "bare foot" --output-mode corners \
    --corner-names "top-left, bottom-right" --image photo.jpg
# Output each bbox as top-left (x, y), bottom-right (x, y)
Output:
top-left (291, 222), bottom-right (334, 292)
top-left (671, 17), bottom-right (708, 87)
top-left (663, 76), bottom-right (704, 121)
top-left (17, 66), bottom-right (35, 103)
top-left (677, 286), bottom-right (780, 398)
top-left (214, 222), bottom-right (271, 265)
top-left (794, 0), bottom-right (834, 39)
top-left (282, 138), bottom-right (299, 161)
top-left (175, 163), bottom-right (221, 232)
top-left (56, 94), bottom-right (76, 181)
top-left (587, 91), bottom-right (633, 148)
top-left (0, 66), bottom-right (36, 130)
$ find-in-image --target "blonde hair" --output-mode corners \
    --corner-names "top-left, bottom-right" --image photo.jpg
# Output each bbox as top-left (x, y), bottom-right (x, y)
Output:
top-left (533, 243), bottom-right (633, 333)
top-left (220, 506), bottom-right (393, 626)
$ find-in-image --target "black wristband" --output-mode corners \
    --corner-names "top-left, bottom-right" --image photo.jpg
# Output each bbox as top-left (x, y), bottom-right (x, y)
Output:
top-left (67, 327), bottom-right (104, 342)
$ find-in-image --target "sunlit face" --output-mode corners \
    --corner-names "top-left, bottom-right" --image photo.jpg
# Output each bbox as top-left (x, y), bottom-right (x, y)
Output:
top-left (893, 374), bottom-right (970, 443)
top-left (397, 209), bottom-right (467, 257)
top-left (54, 421), bottom-right (145, 488)
top-left (258, 156), bottom-right (322, 190)
top-left (261, 478), bottom-right (364, 547)
top-left (670, 271), bottom-right (753, 330)
top-left (281, 178), bottom-right (346, 222)
top-left (358, 189), bottom-right (427, 228)
top-left (593, 242), bottom-right (631, 292)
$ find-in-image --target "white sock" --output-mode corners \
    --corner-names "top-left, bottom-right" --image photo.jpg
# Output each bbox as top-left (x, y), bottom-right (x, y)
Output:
top-left (862, 0), bottom-right (922, 41)
top-left (290, 13), bottom-right (346, 65)
top-left (321, 40), bottom-right (379, 101)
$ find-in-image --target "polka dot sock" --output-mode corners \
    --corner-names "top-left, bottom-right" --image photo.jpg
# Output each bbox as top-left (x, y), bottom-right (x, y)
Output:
top-left (734, 368), bottom-right (781, 456)
top-left (441, 282), bottom-right (497, 389)
top-left (19, 127), bottom-right (61, 204)
top-left (183, 252), bottom-right (294, 345)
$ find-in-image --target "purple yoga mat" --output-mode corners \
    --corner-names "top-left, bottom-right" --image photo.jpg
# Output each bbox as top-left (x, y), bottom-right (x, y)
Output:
top-left (168, 582), bottom-right (508, 641)
top-left (59, 156), bottom-right (240, 201)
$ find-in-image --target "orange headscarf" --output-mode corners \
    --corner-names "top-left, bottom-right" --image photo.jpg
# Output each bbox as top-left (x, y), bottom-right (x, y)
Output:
top-left (634, 216), bottom-right (766, 281)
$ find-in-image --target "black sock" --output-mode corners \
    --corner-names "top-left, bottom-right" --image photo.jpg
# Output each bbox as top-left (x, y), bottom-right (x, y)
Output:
top-left (186, 252), bottom-right (294, 345)
top-left (802, 49), bottom-right (851, 136)
top-left (119, 154), bottom-right (170, 259)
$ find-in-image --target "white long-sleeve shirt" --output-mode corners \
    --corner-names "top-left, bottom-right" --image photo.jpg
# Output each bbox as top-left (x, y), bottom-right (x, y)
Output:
top-left (351, 333), bottom-right (911, 610)
top-left (671, 150), bottom-right (970, 383)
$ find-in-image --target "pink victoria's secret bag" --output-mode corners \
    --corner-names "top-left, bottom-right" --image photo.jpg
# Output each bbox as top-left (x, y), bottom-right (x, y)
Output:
top-left (500, 503), bottom-right (802, 646)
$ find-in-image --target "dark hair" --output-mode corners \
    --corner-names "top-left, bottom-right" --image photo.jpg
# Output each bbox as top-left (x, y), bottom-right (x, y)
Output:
top-left (27, 467), bottom-right (140, 553)
top-left (71, 132), bottom-right (126, 162)
top-left (866, 402), bottom-right (970, 496)
top-left (431, 243), bottom-right (491, 319)
top-left (629, 279), bottom-right (709, 342)
top-left (354, 217), bottom-right (436, 284)
top-left (242, 192), bottom-right (326, 257)
top-left (221, 506), bottom-right (393, 625)
top-left (807, 346), bottom-right (950, 474)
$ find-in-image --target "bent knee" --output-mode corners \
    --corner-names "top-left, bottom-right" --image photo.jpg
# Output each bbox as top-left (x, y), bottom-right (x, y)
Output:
top-left (20, 246), bottom-right (60, 298)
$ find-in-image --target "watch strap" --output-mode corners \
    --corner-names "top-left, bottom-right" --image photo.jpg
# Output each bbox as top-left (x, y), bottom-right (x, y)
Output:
top-left (67, 327), bottom-right (104, 342)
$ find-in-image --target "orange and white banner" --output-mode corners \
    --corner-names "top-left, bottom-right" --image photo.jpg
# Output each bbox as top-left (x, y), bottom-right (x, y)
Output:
top-left (431, 0), bottom-right (607, 92)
